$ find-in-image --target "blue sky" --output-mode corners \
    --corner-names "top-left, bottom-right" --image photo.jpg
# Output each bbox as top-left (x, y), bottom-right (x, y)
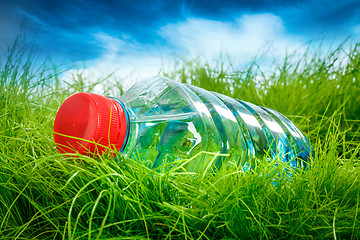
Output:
top-left (1, 0), bottom-right (360, 87)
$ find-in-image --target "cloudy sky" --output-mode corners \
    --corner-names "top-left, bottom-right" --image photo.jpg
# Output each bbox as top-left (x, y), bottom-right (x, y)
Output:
top-left (1, 0), bottom-right (359, 87)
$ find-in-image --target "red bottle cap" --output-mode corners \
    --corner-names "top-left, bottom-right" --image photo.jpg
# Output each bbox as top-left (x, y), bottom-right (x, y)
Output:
top-left (53, 93), bottom-right (128, 156)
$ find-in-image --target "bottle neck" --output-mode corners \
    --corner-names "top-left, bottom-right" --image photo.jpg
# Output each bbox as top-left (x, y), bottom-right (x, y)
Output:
top-left (110, 97), bottom-right (131, 153)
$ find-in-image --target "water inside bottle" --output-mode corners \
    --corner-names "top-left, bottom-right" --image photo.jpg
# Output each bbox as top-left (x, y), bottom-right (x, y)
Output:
top-left (125, 111), bottom-right (208, 171)
top-left (119, 77), bottom-right (312, 172)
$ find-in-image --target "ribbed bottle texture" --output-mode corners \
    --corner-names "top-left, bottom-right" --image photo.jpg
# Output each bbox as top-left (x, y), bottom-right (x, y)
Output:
top-left (117, 76), bottom-right (312, 172)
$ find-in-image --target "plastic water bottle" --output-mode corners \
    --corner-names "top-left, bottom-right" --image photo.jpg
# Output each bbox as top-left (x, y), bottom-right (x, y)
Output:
top-left (53, 76), bottom-right (312, 172)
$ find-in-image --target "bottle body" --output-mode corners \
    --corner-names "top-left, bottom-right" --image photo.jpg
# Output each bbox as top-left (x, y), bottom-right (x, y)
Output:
top-left (118, 76), bottom-right (312, 172)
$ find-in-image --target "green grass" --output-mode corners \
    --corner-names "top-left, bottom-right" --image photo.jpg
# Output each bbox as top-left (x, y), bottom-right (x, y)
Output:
top-left (0, 39), bottom-right (359, 239)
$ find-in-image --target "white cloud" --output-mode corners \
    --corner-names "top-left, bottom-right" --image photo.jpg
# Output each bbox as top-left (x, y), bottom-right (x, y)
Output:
top-left (160, 14), bottom-right (307, 63)
top-left (63, 32), bottom-right (171, 92)
top-left (62, 13), bottom-right (310, 92)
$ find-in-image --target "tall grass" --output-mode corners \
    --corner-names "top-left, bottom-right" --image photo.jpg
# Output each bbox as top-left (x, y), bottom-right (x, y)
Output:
top-left (0, 39), bottom-right (359, 239)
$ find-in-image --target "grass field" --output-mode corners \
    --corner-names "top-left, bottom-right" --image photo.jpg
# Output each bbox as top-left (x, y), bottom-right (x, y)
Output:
top-left (1, 39), bottom-right (359, 239)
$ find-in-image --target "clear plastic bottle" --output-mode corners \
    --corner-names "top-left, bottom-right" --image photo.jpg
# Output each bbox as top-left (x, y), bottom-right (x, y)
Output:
top-left (53, 76), bottom-right (312, 172)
